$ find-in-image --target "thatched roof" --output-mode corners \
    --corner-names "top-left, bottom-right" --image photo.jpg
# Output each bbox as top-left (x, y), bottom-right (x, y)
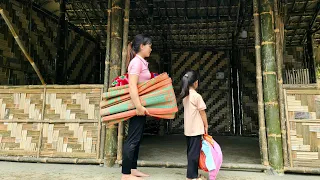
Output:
top-left (31, 0), bottom-right (320, 51)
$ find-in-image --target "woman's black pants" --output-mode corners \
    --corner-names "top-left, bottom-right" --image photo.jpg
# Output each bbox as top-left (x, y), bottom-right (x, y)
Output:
top-left (121, 116), bottom-right (146, 174)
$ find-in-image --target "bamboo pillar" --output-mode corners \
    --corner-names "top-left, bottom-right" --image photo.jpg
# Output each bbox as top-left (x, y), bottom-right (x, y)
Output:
top-left (101, 0), bottom-right (112, 162)
top-left (117, 0), bottom-right (130, 163)
top-left (105, 0), bottom-right (124, 167)
top-left (253, 0), bottom-right (269, 166)
top-left (259, 0), bottom-right (284, 172)
top-left (274, 0), bottom-right (288, 167)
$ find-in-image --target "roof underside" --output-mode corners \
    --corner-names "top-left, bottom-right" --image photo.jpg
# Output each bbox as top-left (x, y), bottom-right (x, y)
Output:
top-left (31, 0), bottom-right (320, 51)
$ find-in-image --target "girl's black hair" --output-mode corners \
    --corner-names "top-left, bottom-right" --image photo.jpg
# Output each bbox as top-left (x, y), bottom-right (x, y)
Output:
top-left (126, 34), bottom-right (152, 68)
top-left (180, 70), bottom-right (199, 99)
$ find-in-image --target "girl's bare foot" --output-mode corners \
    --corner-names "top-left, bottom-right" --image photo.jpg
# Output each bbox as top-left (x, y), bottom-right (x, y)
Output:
top-left (121, 174), bottom-right (143, 180)
top-left (131, 169), bottom-right (149, 177)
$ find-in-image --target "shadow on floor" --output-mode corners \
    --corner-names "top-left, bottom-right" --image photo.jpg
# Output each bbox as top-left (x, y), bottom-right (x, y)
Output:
top-left (138, 134), bottom-right (261, 164)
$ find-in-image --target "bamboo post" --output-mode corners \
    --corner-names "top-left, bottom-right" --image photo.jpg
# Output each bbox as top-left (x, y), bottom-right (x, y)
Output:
top-left (117, 0), bottom-right (130, 163)
top-left (283, 89), bottom-right (293, 167)
top-left (274, 0), bottom-right (289, 167)
top-left (0, 9), bottom-right (46, 85)
top-left (37, 86), bottom-right (46, 158)
top-left (253, 0), bottom-right (269, 166)
top-left (105, 0), bottom-right (124, 167)
top-left (260, 0), bottom-right (284, 172)
top-left (101, 0), bottom-right (112, 161)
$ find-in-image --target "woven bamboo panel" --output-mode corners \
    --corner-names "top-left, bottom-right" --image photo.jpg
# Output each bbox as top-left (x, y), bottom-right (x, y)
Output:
top-left (40, 87), bottom-right (102, 158)
top-left (0, 122), bottom-right (40, 156)
top-left (0, 1), bottom-right (98, 85)
top-left (40, 122), bottom-right (98, 158)
top-left (0, 88), bottom-right (43, 156)
top-left (0, 85), bottom-right (103, 159)
top-left (285, 89), bottom-right (320, 168)
top-left (170, 51), bottom-right (231, 134)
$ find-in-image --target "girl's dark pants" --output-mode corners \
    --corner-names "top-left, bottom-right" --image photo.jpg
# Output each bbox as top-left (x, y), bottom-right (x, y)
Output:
top-left (122, 116), bottom-right (146, 174)
top-left (186, 135), bottom-right (202, 179)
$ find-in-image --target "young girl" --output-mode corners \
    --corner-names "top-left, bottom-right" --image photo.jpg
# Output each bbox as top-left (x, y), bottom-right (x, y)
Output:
top-left (180, 70), bottom-right (208, 180)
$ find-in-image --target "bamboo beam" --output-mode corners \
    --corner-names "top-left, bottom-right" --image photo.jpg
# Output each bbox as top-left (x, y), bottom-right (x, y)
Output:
top-left (274, 0), bottom-right (288, 167)
top-left (284, 167), bottom-right (320, 175)
top-left (104, 0), bottom-right (124, 167)
top-left (253, 0), bottom-right (269, 167)
top-left (259, 0), bottom-right (284, 172)
top-left (0, 119), bottom-right (99, 123)
top-left (117, 0), bottom-right (130, 164)
top-left (0, 156), bottom-right (102, 164)
top-left (0, 9), bottom-right (46, 85)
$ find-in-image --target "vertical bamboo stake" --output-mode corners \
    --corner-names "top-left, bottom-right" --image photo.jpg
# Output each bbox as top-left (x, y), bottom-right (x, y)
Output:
top-left (283, 89), bottom-right (293, 167)
top-left (274, 0), bottom-right (288, 167)
top-left (37, 86), bottom-right (46, 158)
top-left (101, 0), bottom-right (112, 161)
top-left (0, 9), bottom-right (45, 85)
top-left (117, 0), bottom-right (130, 163)
top-left (260, 0), bottom-right (284, 172)
top-left (105, 0), bottom-right (124, 167)
top-left (253, 0), bottom-right (269, 166)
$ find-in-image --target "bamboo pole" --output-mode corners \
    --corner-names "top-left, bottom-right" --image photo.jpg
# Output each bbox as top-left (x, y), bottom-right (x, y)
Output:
top-left (284, 167), bottom-right (320, 175)
top-left (274, 0), bottom-right (288, 167)
top-left (0, 156), bottom-right (102, 164)
top-left (283, 89), bottom-right (293, 167)
top-left (101, 0), bottom-right (112, 161)
top-left (0, 119), bottom-right (99, 123)
top-left (259, 0), bottom-right (284, 172)
top-left (37, 86), bottom-right (46, 158)
top-left (116, 0), bottom-right (130, 163)
top-left (253, 0), bottom-right (269, 166)
top-left (105, 0), bottom-right (124, 167)
top-left (0, 9), bottom-right (46, 85)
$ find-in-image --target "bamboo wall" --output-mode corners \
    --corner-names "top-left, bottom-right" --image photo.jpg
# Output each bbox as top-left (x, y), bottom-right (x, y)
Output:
top-left (0, 85), bottom-right (103, 159)
top-left (0, 0), bottom-right (99, 85)
top-left (170, 50), bottom-right (231, 134)
top-left (284, 88), bottom-right (320, 168)
top-left (240, 49), bottom-right (259, 135)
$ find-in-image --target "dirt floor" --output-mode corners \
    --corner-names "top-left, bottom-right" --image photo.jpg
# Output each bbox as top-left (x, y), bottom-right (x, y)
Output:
top-left (139, 135), bottom-right (261, 164)
top-left (0, 161), bottom-right (319, 180)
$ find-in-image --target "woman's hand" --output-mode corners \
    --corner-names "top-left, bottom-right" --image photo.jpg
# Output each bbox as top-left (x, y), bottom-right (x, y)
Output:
top-left (204, 125), bottom-right (208, 135)
top-left (136, 105), bottom-right (149, 116)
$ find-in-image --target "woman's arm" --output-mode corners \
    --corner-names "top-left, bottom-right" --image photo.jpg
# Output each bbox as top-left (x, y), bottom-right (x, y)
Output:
top-left (129, 74), bottom-right (148, 116)
top-left (200, 110), bottom-right (208, 134)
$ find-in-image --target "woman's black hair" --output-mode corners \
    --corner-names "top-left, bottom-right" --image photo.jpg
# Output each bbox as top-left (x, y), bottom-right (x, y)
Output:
top-left (180, 70), bottom-right (199, 99)
top-left (126, 34), bottom-right (152, 68)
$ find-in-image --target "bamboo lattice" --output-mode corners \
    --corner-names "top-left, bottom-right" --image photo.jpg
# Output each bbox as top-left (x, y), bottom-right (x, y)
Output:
top-left (285, 89), bottom-right (320, 168)
top-left (0, 85), bottom-right (103, 159)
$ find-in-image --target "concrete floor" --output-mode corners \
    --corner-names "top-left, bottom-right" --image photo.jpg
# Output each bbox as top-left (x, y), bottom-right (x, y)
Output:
top-left (0, 161), bottom-right (319, 180)
top-left (138, 135), bottom-right (261, 164)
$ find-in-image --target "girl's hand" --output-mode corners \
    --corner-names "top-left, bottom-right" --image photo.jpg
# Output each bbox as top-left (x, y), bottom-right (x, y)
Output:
top-left (204, 125), bottom-right (208, 135)
top-left (136, 105), bottom-right (149, 116)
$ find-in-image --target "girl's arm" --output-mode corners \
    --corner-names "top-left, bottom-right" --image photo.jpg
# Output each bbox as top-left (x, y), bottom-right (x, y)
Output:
top-left (200, 110), bottom-right (208, 134)
top-left (129, 74), bottom-right (148, 115)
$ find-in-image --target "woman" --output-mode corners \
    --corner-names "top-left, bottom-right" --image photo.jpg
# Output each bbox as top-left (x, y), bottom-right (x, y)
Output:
top-left (121, 34), bottom-right (152, 180)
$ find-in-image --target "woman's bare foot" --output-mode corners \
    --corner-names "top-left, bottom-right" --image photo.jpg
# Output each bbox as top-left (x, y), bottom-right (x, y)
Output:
top-left (186, 174), bottom-right (207, 180)
top-left (121, 174), bottom-right (143, 180)
top-left (131, 169), bottom-right (149, 177)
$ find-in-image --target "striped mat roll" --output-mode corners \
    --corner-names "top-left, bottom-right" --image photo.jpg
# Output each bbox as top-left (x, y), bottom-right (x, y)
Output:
top-left (100, 73), bottom-right (178, 126)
